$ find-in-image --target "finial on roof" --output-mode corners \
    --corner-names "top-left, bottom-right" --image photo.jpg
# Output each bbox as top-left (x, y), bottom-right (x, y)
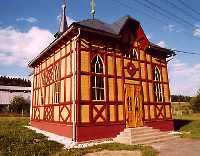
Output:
top-left (55, 0), bottom-right (68, 38)
top-left (59, 0), bottom-right (68, 32)
top-left (91, 0), bottom-right (95, 19)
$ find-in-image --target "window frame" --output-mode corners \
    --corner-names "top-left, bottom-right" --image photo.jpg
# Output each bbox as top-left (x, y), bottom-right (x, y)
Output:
top-left (53, 62), bottom-right (61, 104)
top-left (123, 48), bottom-right (138, 60)
top-left (91, 55), bottom-right (105, 101)
top-left (153, 66), bottom-right (163, 102)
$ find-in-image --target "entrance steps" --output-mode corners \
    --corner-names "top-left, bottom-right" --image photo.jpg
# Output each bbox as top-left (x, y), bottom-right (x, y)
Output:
top-left (113, 126), bottom-right (178, 145)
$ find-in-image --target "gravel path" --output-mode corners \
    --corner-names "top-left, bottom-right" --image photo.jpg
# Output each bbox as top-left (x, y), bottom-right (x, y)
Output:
top-left (151, 138), bottom-right (200, 156)
top-left (84, 150), bottom-right (141, 156)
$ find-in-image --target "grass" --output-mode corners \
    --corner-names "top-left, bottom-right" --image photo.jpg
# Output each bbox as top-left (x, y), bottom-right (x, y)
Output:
top-left (0, 117), bottom-right (158, 156)
top-left (173, 113), bottom-right (200, 121)
top-left (173, 113), bottom-right (200, 139)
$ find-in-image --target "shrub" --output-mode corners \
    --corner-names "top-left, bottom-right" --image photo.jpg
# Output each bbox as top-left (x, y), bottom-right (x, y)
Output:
top-left (190, 89), bottom-right (200, 113)
top-left (9, 96), bottom-right (30, 114)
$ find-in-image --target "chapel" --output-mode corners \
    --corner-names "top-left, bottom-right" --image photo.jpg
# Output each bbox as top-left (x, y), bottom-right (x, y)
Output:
top-left (29, 1), bottom-right (175, 142)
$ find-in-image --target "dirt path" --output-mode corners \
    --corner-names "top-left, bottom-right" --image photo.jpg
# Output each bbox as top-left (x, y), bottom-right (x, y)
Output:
top-left (151, 138), bottom-right (200, 156)
top-left (84, 150), bottom-right (141, 156)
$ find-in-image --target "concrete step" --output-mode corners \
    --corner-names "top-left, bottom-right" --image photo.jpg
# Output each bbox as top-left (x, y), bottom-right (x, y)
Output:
top-left (113, 137), bottom-right (131, 144)
top-left (132, 135), bottom-right (178, 145)
top-left (119, 129), bottom-right (163, 138)
top-left (124, 127), bottom-right (160, 135)
top-left (131, 133), bottom-right (172, 143)
top-left (124, 127), bottom-right (153, 132)
top-left (114, 126), bottom-right (179, 145)
top-left (118, 130), bottom-right (160, 139)
top-left (132, 131), bottom-right (167, 139)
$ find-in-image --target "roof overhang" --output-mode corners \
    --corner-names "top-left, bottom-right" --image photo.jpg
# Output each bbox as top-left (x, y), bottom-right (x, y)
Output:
top-left (148, 42), bottom-right (175, 58)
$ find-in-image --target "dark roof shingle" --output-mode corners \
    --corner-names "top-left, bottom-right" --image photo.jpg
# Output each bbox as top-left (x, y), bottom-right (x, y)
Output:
top-left (76, 19), bottom-right (117, 35)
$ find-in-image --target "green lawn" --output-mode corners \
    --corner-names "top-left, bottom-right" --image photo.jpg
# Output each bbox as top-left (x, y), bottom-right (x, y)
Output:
top-left (0, 117), bottom-right (157, 156)
top-left (174, 113), bottom-right (200, 121)
top-left (174, 113), bottom-right (200, 139)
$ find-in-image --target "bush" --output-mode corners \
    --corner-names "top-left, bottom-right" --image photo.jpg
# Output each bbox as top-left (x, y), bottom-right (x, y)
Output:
top-left (190, 89), bottom-right (200, 113)
top-left (9, 96), bottom-right (30, 114)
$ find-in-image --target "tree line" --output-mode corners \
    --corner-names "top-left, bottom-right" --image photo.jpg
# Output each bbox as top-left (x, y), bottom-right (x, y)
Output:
top-left (0, 76), bottom-right (31, 87)
top-left (171, 95), bottom-right (192, 102)
top-left (172, 92), bottom-right (200, 113)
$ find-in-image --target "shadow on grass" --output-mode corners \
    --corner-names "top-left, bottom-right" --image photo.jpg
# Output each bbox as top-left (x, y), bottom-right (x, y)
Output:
top-left (173, 119), bottom-right (192, 131)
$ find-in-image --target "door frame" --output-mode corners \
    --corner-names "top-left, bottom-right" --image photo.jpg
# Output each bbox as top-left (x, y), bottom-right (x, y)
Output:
top-left (124, 83), bottom-right (144, 128)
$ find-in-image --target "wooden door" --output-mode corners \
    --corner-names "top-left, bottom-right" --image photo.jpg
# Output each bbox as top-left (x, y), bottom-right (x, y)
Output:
top-left (125, 84), bottom-right (143, 128)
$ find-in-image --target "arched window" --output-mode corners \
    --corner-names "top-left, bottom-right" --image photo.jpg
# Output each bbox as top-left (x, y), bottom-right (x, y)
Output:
top-left (91, 55), bottom-right (104, 101)
top-left (154, 67), bottom-right (163, 102)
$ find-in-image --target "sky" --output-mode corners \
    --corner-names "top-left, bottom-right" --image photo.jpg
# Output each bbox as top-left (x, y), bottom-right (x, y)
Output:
top-left (0, 0), bottom-right (200, 96)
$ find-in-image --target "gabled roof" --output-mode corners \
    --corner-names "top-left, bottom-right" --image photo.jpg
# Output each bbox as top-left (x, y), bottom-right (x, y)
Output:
top-left (149, 42), bottom-right (175, 57)
top-left (28, 15), bottom-right (174, 67)
top-left (111, 15), bottom-right (139, 34)
top-left (75, 19), bottom-right (117, 35)
top-left (75, 15), bottom-right (139, 35)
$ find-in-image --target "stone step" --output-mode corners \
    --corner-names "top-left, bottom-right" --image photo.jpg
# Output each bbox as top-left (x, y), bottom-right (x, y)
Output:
top-left (113, 127), bottom-right (178, 145)
top-left (132, 135), bottom-right (178, 145)
top-left (113, 137), bottom-right (131, 144)
top-left (117, 132), bottom-right (171, 143)
top-left (124, 126), bottom-right (152, 132)
top-left (123, 127), bottom-right (160, 135)
top-left (119, 130), bottom-right (164, 138)
top-left (131, 133), bottom-right (172, 143)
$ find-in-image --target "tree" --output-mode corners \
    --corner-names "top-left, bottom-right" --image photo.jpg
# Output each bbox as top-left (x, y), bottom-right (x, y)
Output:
top-left (0, 76), bottom-right (31, 87)
top-left (190, 89), bottom-right (200, 112)
top-left (171, 95), bottom-right (192, 102)
top-left (9, 96), bottom-right (30, 115)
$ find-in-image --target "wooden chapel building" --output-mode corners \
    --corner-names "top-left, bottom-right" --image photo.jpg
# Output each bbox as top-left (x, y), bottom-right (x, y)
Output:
top-left (29, 2), bottom-right (175, 142)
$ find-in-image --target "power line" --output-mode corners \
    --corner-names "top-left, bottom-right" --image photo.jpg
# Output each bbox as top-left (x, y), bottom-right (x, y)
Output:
top-left (143, 0), bottom-right (196, 28)
top-left (111, 0), bottom-right (169, 25)
top-left (111, 0), bottom-right (196, 38)
top-left (131, 0), bottom-right (198, 38)
top-left (178, 0), bottom-right (200, 17)
top-left (163, 0), bottom-right (200, 21)
top-left (132, 0), bottom-right (182, 25)
top-left (172, 49), bottom-right (200, 56)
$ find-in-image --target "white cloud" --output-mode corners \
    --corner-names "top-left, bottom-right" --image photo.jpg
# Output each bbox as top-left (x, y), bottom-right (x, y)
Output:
top-left (157, 41), bottom-right (166, 48)
top-left (163, 24), bottom-right (183, 33)
top-left (0, 26), bottom-right (54, 67)
top-left (193, 26), bottom-right (200, 37)
top-left (164, 24), bottom-right (175, 32)
top-left (169, 59), bottom-right (200, 96)
top-left (57, 15), bottom-right (75, 26)
top-left (16, 17), bottom-right (38, 23)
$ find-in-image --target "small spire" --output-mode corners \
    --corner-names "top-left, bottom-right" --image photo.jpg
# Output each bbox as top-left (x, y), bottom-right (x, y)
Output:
top-left (59, 0), bottom-right (68, 33)
top-left (91, 0), bottom-right (95, 19)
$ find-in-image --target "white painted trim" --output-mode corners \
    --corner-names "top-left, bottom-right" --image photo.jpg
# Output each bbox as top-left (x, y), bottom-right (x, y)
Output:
top-left (72, 28), bottom-right (81, 142)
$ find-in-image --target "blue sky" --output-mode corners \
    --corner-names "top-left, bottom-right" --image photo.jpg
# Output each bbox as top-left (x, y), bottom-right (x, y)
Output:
top-left (0, 0), bottom-right (200, 96)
